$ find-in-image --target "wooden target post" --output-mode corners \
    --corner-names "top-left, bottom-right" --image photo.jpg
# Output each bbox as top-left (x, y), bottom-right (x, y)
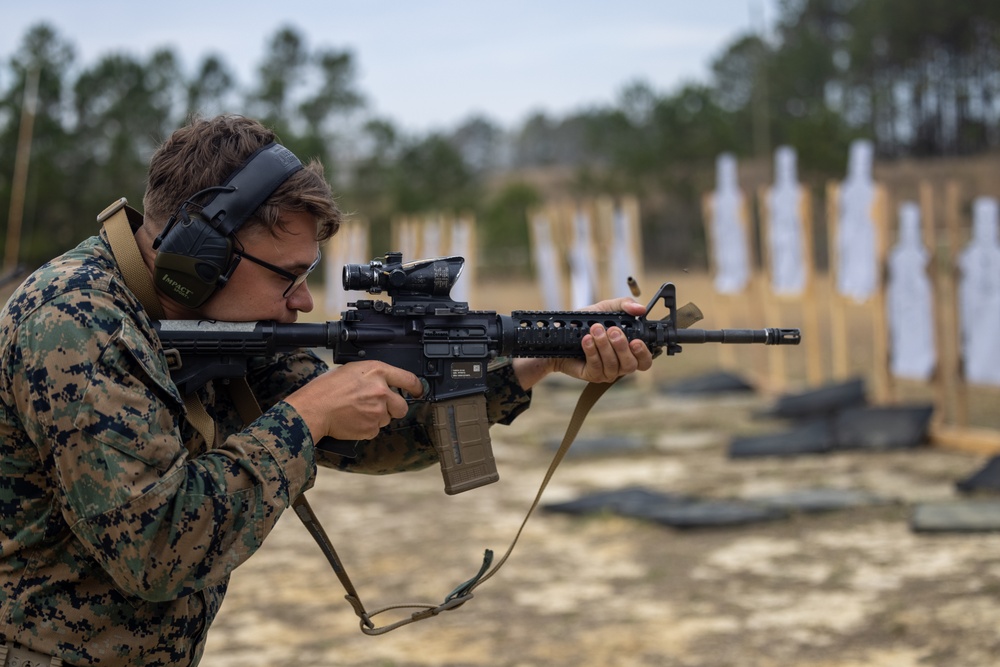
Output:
top-left (595, 195), bottom-right (651, 391)
top-left (595, 195), bottom-right (645, 300)
top-left (927, 183), bottom-right (1000, 454)
top-left (392, 215), bottom-right (423, 259)
top-left (324, 217), bottom-right (371, 317)
top-left (940, 182), bottom-right (968, 426)
top-left (527, 204), bottom-right (569, 310)
top-left (528, 199), bottom-right (580, 309)
top-left (5, 67), bottom-right (39, 275)
top-left (919, 183), bottom-right (943, 413)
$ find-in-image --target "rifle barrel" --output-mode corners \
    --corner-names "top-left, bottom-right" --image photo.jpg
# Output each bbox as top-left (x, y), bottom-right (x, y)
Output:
top-left (675, 327), bottom-right (800, 345)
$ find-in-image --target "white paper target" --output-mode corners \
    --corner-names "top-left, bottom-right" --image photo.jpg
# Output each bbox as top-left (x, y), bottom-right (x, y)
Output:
top-left (569, 208), bottom-right (597, 308)
top-left (958, 197), bottom-right (1000, 386)
top-left (767, 146), bottom-right (806, 295)
top-left (836, 140), bottom-right (878, 302)
top-left (609, 203), bottom-right (633, 299)
top-left (886, 202), bottom-right (936, 380)
top-left (711, 153), bottom-right (751, 294)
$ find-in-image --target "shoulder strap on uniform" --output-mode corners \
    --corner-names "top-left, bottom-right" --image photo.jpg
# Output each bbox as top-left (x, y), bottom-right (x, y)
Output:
top-left (98, 198), bottom-right (164, 320)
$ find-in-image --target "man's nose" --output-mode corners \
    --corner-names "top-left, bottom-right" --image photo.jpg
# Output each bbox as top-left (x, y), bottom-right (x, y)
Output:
top-left (287, 282), bottom-right (314, 313)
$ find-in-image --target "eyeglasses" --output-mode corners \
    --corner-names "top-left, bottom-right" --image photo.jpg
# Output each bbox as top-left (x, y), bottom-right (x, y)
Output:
top-left (234, 247), bottom-right (322, 297)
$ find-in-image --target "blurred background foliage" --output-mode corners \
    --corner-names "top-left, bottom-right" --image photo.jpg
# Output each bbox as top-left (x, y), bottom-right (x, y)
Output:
top-left (2, 0), bottom-right (1000, 275)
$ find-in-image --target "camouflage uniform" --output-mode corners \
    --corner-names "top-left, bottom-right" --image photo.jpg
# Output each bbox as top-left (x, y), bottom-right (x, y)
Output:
top-left (0, 225), bottom-right (532, 666)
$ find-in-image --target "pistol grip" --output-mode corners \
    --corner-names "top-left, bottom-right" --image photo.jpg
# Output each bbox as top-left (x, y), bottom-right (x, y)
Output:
top-left (315, 436), bottom-right (360, 458)
top-left (431, 395), bottom-right (499, 495)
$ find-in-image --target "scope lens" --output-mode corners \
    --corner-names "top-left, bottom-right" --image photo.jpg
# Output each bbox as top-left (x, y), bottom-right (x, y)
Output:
top-left (343, 259), bottom-right (389, 293)
top-left (342, 263), bottom-right (376, 291)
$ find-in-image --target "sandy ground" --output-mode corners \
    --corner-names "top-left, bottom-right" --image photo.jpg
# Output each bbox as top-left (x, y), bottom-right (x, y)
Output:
top-left (202, 375), bottom-right (1000, 667)
top-left (5, 237), bottom-right (998, 665)
top-left (2, 263), bottom-right (995, 666)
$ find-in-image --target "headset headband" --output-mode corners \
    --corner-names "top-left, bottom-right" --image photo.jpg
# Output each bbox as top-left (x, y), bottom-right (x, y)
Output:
top-left (199, 142), bottom-right (303, 236)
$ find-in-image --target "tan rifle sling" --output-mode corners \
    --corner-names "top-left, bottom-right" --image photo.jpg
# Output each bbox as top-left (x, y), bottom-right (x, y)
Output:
top-left (99, 197), bottom-right (702, 636)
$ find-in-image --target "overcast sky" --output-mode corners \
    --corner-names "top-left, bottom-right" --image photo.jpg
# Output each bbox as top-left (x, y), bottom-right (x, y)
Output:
top-left (2, 1), bottom-right (776, 133)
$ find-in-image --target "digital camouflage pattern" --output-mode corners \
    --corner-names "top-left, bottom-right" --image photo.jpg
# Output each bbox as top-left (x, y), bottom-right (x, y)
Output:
top-left (0, 227), bottom-right (532, 666)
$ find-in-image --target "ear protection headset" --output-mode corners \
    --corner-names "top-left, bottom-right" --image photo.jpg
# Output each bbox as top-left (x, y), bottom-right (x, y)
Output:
top-left (152, 142), bottom-right (303, 308)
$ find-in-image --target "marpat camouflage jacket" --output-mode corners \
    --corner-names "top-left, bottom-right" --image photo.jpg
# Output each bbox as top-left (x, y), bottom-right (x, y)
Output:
top-left (0, 227), bottom-right (532, 666)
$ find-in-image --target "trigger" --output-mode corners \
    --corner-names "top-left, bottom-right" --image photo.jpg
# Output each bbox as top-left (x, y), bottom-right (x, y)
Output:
top-left (399, 377), bottom-right (431, 402)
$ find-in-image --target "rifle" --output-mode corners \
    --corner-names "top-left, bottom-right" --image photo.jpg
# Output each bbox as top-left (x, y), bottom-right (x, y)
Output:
top-left (154, 252), bottom-right (800, 495)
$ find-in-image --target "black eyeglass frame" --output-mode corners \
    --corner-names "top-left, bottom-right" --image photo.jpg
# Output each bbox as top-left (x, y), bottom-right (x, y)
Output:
top-left (233, 247), bottom-right (322, 297)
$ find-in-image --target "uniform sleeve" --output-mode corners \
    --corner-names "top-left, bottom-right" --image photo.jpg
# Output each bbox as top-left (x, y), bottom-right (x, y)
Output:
top-left (9, 290), bottom-right (315, 602)
top-left (245, 348), bottom-right (328, 411)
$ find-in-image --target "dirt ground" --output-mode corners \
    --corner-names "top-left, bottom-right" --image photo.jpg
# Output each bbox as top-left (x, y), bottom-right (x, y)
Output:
top-left (196, 274), bottom-right (1000, 667)
top-left (1, 260), bottom-right (994, 666)
top-left (4, 218), bottom-right (997, 664)
top-left (202, 372), bottom-right (1000, 667)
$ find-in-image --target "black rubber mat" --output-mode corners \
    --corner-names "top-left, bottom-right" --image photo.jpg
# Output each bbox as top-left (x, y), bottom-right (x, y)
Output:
top-left (660, 371), bottom-right (755, 396)
top-left (730, 405), bottom-right (933, 458)
top-left (543, 487), bottom-right (787, 528)
top-left (955, 456), bottom-right (1000, 494)
top-left (729, 419), bottom-right (836, 458)
top-left (911, 501), bottom-right (1000, 533)
top-left (835, 405), bottom-right (933, 450)
top-left (752, 488), bottom-right (893, 513)
top-left (760, 378), bottom-right (867, 420)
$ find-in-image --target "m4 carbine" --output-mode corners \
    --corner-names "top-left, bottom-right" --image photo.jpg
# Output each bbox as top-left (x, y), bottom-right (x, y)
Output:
top-left (154, 252), bottom-right (800, 494)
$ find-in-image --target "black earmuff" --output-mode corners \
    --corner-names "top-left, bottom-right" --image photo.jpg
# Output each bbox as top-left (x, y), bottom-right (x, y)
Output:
top-left (152, 142), bottom-right (303, 308)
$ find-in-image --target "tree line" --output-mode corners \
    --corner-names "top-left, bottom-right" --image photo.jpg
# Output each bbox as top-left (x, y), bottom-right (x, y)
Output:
top-left (2, 0), bottom-right (999, 273)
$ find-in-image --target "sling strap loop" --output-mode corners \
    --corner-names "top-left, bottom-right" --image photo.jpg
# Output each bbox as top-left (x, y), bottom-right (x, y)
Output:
top-left (224, 360), bottom-right (383, 632)
top-left (464, 379), bottom-right (617, 595)
top-left (344, 379), bottom-right (617, 635)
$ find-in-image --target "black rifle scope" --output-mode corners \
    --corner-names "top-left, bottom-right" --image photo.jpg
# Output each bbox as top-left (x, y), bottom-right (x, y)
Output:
top-left (343, 251), bottom-right (465, 298)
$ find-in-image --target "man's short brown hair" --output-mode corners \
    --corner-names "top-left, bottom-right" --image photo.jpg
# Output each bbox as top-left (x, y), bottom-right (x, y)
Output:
top-left (142, 115), bottom-right (340, 241)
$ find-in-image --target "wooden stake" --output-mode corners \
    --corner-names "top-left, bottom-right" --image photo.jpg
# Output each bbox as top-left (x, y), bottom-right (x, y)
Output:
top-left (799, 188), bottom-right (823, 386)
top-left (5, 67), bottom-right (40, 273)
top-left (826, 181), bottom-right (850, 381)
top-left (919, 182), bottom-right (949, 428)
top-left (942, 181), bottom-right (968, 426)
top-left (870, 183), bottom-right (891, 404)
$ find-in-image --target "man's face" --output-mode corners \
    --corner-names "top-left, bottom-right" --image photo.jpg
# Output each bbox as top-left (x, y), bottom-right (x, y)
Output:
top-left (198, 209), bottom-right (320, 323)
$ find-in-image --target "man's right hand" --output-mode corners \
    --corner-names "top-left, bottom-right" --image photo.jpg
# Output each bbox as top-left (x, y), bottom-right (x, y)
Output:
top-left (284, 361), bottom-right (424, 442)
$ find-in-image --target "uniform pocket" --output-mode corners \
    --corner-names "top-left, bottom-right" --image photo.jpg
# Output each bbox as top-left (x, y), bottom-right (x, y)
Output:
top-left (72, 319), bottom-right (185, 471)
